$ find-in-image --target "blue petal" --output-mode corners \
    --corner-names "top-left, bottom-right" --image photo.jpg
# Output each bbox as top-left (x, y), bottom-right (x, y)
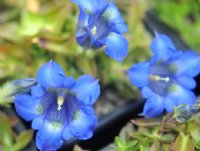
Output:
top-left (72, 75), bottom-right (100, 105)
top-left (76, 8), bottom-right (89, 38)
top-left (104, 32), bottom-right (128, 62)
top-left (102, 1), bottom-right (127, 33)
top-left (62, 76), bottom-right (75, 89)
top-left (72, 0), bottom-right (107, 14)
top-left (36, 61), bottom-right (65, 89)
top-left (72, 0), bottom-right (97, 14)
top-left (111, 23), bottom-right (128, 34)
top-left (32, 116), bottom-right (44, 130)
top-left (167, 83), bottom-right (196, 110)
top-left (14, 94), bottom-right (42, 121)
top-left (77, 8), bottom-right (89, 27)
top-left (176, 75), bottom-right (196, 89)
top-left (96, 0), bottom-right (108, 12)
top-left (62, 126), bottom-right (74, 140)
top-left (71, 0), bottom-right (97, 14)
top-left (171, 51), bottom-right (200, 77)
top-left (36, 121), bottom-right (64, 151)
top-left (142, 94), bottom-right (164, 118)
top-left (31, 85), bottom-right (44, 98)
top-left (164, 97), bottom-right (178, 112)
top-left (76, 30), bottom-right (93, 48)
top-left (127, 62), bottom-right (150, 87)
top-left (150, 33), bottom-right (176, 62)
top-left (141, 87), bottom-right (154, 98)
top-left (69, 105), bottom-right (97, 140)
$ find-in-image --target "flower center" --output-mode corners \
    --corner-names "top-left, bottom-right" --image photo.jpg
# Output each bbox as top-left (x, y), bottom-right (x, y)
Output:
top-left (91, 26), bottom-right (97, 35)
top-left (149, 63), bottom-right (172, 96)
top-left (41, 89), bottom-right (79, 126)
top-left (89, 13), bottom-right (110, 40)
top-left (150, 75), bottom-right (170, 83)
top-left (57, 95), bottom-right (64, 111)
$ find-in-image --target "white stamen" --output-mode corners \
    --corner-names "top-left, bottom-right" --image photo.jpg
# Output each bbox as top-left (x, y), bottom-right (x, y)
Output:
top-left (91, 26), bottom-right (97, 35)
top-left (57, 96), bottom-right (64, 111)
top-left (150, 75), bottom-right (170, 82)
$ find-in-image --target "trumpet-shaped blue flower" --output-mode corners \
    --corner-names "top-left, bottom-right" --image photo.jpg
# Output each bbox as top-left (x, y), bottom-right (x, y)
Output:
top-left (127, 33), bottom-right (200, 118)
top-left (14, 61), bottom-right (100, 151)
top-left (72, 0), bottom-right (128, 62)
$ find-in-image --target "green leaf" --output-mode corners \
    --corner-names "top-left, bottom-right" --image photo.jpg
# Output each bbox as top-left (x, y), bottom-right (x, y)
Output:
top-left (18, 11), bottom-right (44, 36)
top-left (140, 144), bottom-right (149, 151)
top-left (115, 136), bottom-right (138, 151)
top-left (0, 116), bottom-right (13, 151)
top-left (12, 130), bottom-right (34, 151)
top-left (172, 132), bottom-right (194, 151)
top-left (188, 122), bottom-right (200, 149)
top-left (115, 137), bottom-right (126, 150)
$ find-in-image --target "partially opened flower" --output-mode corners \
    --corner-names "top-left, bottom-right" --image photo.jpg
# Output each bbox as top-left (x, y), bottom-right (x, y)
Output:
top-left (127, 33), bottom-right (200, 118)
top-left (14, 61), bottom-right (100, 150)
top-left (72, 0), bottom-right (128, 62)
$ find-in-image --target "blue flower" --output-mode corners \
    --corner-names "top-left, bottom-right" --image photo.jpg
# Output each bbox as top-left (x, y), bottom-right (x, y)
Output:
top-left (127, 33), bottom-right (200, 118)
top-left (14, 61), bottom-right (100, 150)
top-left (72, 0), bottom-right (128, 62)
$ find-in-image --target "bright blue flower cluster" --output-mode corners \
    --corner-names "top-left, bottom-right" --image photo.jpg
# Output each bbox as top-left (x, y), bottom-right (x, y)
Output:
top-left (14, 61), bottom-right (100, 150)
top-left (127, 33), bottom-right (200, 118)
top-left (72, 0), bottom-right (128, 62)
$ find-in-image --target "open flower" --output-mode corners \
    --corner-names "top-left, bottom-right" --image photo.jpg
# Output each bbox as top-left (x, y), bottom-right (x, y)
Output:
top-left (72, 0), bottom-right (128, 62)
top-left (14, 61), bottom-right (100, 150)
top-left (127, 33), bottom-right (200, 118)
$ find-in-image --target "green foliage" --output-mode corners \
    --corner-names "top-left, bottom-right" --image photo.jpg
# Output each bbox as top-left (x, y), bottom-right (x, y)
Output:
top-left (12, 130), bottom-right (34, 151)
top-left (0, 112), bottom-right (33, 151)
top-left (153, 0), bottom-right (200, 51)
top-left (115, 137), bottom-right (138, 151)
top-left (114, 112), bottom-right (200, 151)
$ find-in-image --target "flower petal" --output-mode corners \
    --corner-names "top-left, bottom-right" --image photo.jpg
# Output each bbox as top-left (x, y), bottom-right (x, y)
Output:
top-left (73, 75), bottom-right (100, 105)
top-left (127, 62), bottom-right (150, 87)
top-left (32, 116), bottom-right (44, 130)
top-left (14, 94), bottom-right (42, 121)
top-left (62, 126), bottom-right (74, 140)
top-left (164, 97), bottom-right (178, 112)
top-left (63, 76), bottom-right (75, 89)
top-left (36, 61), bottom-right (65, 89)
top-left (69, 105), bottom-right (97, 140)
top-left (141, 86), bottom-right (154, 98)
top-left (102, 1), bottom-right (127, 33)
top-left (111, 23), bottom-right (128, 34)
top-left (76, 30), bottom-right (93, 48)
top-left (31, 85), bottom-right (44, 98)
top-left (36, 121), bottom-right (64, 150)
top-left (72, 0), bottom-right (97, 14)
top-left (150, 33), bottom-right (176, 62)
top-left (142, 94), bottom-right (164, 117)
top-left (72, 0), bottom-right (107, 14)
top-left (104, 32), bottom-right (128, 62)
top-left (171, 51), bottom-right (200, 77)
top-left (176, 75), bottom-right (196, 89)
top-left (167, 83), bottom-right (196, 110)
top-left (77, 8), bottom-right (89, 27)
